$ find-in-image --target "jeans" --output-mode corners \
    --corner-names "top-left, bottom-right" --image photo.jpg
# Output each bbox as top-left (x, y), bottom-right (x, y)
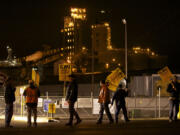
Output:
top-left (27, 105), bottom-right (37, 126)
top-left (169, 100), bottom-right (179, 121)
top-left (5, 103), bottom-right (13, 126)
top-left (98, 103), bottom-right (113, 122)
top-left (115, 103), bottom-right (129, 122)
top-left (68, 101), bottom-right (80, 123)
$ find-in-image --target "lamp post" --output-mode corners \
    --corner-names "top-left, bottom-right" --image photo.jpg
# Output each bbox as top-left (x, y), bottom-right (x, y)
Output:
top-left (122, 19), bottom-right (127, 79)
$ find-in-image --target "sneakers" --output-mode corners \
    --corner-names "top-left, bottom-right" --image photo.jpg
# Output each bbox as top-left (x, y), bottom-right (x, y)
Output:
top-left (75, 119), bottom-right (82, 125)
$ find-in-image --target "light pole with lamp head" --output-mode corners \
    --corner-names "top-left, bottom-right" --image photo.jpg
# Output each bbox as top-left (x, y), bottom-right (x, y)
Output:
top-left (122, 18), bottom-right (127, 79)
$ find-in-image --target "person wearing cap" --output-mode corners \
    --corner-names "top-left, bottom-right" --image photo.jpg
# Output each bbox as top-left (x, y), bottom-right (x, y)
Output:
top-left (4, 77), bottom-right (16, 128)
top-left (23, 80), bottom-right (40, 127)
top-left (65, 74), bottom-right (81, 126)
top-left (96, 80), bottom-right (114, 124)
top-left (167, 76), bottom-right (180, 123)
top-left (111, 84), bottom-right (130, 123)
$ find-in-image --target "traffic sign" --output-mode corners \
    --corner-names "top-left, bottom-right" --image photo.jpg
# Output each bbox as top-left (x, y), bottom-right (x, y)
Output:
top-left (59, 64), bottom-right (72, 81)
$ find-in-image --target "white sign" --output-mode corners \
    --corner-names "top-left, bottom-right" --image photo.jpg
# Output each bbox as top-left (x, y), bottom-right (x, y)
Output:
top-left (38, 98), bottom-right (43, 107)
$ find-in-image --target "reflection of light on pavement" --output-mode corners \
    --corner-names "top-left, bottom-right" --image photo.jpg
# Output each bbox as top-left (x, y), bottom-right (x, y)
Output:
top-left (0, 115), bottom-right (48, 123)
top-left (13, 116), bottom-right (48, 123)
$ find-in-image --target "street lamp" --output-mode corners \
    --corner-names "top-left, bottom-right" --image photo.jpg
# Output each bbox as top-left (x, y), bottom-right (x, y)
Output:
top-left (122, 18), bottom-right (127, 79)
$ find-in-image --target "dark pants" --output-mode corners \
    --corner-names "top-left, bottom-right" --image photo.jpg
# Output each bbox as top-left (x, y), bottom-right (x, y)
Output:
top-left (68, 101), bottom-right (80, 123)
top-left (5, 103), bottom-right (13, 127)
top-left (115, 103), bottom-right (129, 122)
top-left (169, 100), bottom-right (179, 121)
top-left (98, 103), bottom-right (113, 122)
top-left (27, 105), bottom-right (37, 126)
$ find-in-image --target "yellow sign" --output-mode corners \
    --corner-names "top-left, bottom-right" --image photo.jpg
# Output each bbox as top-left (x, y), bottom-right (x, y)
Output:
top-left (178, 105), bottom-right (180, 119)
top-left (106, 68), bottom-right (125, 91)
top-left (158, 66), bottom-right (174, 83)
top-left (59, 64), bottom-right (72, 81)
top-left (48, 103), bottom-right (56, 114)
top-left (32, 69), bottom-right (40, 86)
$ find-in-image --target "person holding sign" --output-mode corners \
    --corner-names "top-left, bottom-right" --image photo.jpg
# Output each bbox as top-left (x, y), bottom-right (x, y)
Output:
top-left (111, 84), bottom-right (130, 124)
top-left (167, 76), bottom-right (180, 123)
top-left (96, 80), bottom-right (114, 124)
top-left (65, 74), bottom-right (81, 126)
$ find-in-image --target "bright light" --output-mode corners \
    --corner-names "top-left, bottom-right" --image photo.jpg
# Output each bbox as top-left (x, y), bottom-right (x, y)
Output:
top-left (133, 47), bottom-right (141, 50)
top-left (82, 46), bottom-right (86, 50)
top-left (100, 10), bottom-right (105, 14)
top-left (13, 116), bottom-right (48, 123)
top-left (152, 52), bottom-right (155, 56)
top-left (118, 63), bottom-right (121, 66)
top-left (147, 48), bottom-right (150, 52)
top-left (112, 58), bottom-right (116, 62)
top-left (70, 8), bottom-right (86, 20)
top-left (105, 63), bottom-right (109, 69)
top-left (68, 22), bottom-right (74, 27)
top-left (20, 88), bottom-right (24, 95)
top-left (104, 22), bottom-right (109, 27)
top-left (122, 19), bottom-right (127, 24)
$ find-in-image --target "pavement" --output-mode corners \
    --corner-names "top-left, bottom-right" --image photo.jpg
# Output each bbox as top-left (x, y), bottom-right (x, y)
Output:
top-left (0, 117), bottom-right (180, 135)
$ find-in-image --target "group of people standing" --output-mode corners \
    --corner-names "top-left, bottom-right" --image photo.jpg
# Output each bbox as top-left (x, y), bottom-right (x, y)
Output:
top-left (1, 73), bottom-right (180, 128)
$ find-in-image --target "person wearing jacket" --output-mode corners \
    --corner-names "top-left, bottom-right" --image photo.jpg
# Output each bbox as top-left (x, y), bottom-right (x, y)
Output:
top-left (96, 80), bottom-right (114, 124)
top-left (65, 74), bottom-right (81, 126)
top-left (23, 80), bottom-right (40, 127)
top-left (167, 76), bottom-right (180, 123)
top-left (111, 84), bottom-right (130, 123)
top-left (0, 72), bottom-right (7, 87)
top-left (4, 77), bottom-right (16, 128)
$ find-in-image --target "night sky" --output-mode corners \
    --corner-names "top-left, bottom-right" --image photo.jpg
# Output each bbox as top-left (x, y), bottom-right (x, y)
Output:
top-left (0, 0), bottom-right (179, 68)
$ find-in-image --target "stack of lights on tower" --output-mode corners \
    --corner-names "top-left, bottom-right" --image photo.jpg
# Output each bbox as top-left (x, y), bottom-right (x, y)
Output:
top-left (70, 8), bottom-right (86, 20)
top-left (132, 47), bottom-right (156, 56)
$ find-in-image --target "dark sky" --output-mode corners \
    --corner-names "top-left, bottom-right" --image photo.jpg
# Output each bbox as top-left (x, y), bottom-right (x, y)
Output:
top-left (0, 0), bottom-right (179, 67)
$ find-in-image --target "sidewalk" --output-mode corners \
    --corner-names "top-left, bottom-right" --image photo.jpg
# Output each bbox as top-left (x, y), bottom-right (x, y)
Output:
top-left (0, 114), bottom-right (169, 122)
top-left (0, 117), bottom-right (178, 135)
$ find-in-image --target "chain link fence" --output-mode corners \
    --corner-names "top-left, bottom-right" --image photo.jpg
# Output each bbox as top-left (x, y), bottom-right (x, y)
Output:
top-left (0, 96), bottom-right (169, 119)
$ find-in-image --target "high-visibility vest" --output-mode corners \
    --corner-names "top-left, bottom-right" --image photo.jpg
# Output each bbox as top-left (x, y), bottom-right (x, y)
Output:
top-left (25, 87), bottom-right (38, 103)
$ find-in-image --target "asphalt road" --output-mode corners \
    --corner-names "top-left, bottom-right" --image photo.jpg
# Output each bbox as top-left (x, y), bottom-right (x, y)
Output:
top-left (0, 119), bottom-right (179, 135)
